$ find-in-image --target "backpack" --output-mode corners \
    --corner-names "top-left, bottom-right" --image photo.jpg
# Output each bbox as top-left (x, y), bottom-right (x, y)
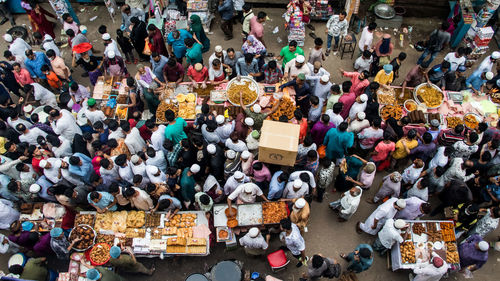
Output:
top-left (322, 258), bottom-right (341, 278)
top-left (426, 30), bottom-right (441, 51)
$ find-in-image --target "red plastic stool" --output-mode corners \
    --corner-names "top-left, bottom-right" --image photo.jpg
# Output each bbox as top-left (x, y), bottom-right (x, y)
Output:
top-left (267, 249), bottom-right (289, 272)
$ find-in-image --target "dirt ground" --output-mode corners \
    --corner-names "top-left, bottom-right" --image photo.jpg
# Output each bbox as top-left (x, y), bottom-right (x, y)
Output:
top-left (0, 3), bottom-right (498, 281)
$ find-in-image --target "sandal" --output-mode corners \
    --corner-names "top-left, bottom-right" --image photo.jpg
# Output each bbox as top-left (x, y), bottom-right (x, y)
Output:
top-left (340, 253), bottom-right (348, 259)
top-left (355, 222), bottom-right (363, 234)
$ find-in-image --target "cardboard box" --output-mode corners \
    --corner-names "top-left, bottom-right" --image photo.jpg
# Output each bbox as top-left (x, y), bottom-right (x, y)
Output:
top-left (258, 120), bottom-right (300, 166)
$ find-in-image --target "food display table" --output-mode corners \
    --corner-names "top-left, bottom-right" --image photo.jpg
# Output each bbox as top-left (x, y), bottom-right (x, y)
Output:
top-left (92, 76), bottom-right (129, 120)
top-left (19, 203), bottom-right (64, 232)
top-left (73, 210), bottom-right (210, 257)
top-left (391, 220), bottom-right (460, 271)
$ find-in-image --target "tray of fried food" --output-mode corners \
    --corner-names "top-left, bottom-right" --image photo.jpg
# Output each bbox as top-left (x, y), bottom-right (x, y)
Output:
top-left (96, 234), bottom-right (115, 245)
top-left (150, 228), bottom-right (163, 239)
top-left (227, 77), bottom-right (259, 106)
top-left (125, 228), bottom-right (146, 238)
top-left (166, 237), bottom-right (187, 253)
top-left (186, 238), bottom-right (207, 254)
top-left (176, 227), bottom-right (193, 238)
top-left (156, 100), bottom-right (179, 123)
top-left (180, 213), bottom-right (197, 223)
top-left (94, 213), bottom-right (113, 231)
top-left (271, 96), bottom-right (296, 120)
top-left (426, 230), bottom-right (443, 242)
top-left (377, 87), bottom-right (396, 105)
top-left (441, 228), bottom-right (456, 242)
top-left (111, 211), bottom-right (128, 232)
top-left (426, 222), bottom-right (438, 232)
top-left (163, 226), bottom-right (178, 236)
top-left (394, 87), bottom-right (414, 104)
top-left (379, 105), bottom-right (403, 120)
top-left (75, 214), bottom-right (95, 226)
top-left (262, 201), bottom-right (288, 224)
top-left (126, 211), bottom-right (145, 228)
top-left (463, 113), bottom-right (482, 130)
top-left (145, 213), bottom-right (162, 227)
top-left (412, 222), bottom-right (426, 236)
top-left (115, 106), bottom-right (128, 120)
top-left (400, 242), bottom-right (416, 264)
top-left (414, 83), bottom-right (444, 109)
top-left (445, 242), bottom-right (459, 263)
top-left (177, 94), bottom-right (197, 119)
top-left (446, 116), bottom-right (463, 129)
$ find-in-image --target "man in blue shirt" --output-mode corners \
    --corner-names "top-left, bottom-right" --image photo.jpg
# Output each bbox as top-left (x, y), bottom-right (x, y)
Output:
top-left (87, 191), bottom-right (117, 213)
top-left (267, 171), bottom-right (289, 200)
top-left (68, 152), bottom-right (95, 184)
top-left (167, 29), bottom-right (192, 61)
top-left (218, 0), bottom-right (234, 40)
top-left (24, 50), bottom-right (51, 80)
top-left (236, 53), bottom-right (260, 76)
top-left (466, 71), bottom-right (494, 95)
top-left (150, 52), bottom-right (169, 82)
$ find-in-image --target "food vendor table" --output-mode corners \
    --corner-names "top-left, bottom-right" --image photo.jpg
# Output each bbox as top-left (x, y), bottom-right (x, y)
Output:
top-left (74, 210), bottom-right (210, 257)
top-left (19, 203), bottom-right (64, 232)
top-left (92, 76), bottom-right (129, 120)
top-left (391, 220), bottom-right (460, 271)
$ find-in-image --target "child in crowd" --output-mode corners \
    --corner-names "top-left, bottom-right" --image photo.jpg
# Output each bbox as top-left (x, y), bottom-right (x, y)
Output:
top-left (41, 64), bottom-right (63, 91)
top-left (308, 37), bottom-right (325, 64)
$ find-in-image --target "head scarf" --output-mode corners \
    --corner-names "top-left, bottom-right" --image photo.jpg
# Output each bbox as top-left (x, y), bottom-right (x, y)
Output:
top-left (378, 36), bottom-right (391, 55)
top-left (242, 35), bottom-right (266, 55)
top-left (203, 174), bottom-right (221, 193)
top-left (190, 15), bottom-right (203, 34)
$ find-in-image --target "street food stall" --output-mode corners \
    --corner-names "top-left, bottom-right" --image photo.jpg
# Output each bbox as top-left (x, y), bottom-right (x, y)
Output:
top-left (92, 75), bottom-right (129, 120)
top-left (18, 203), bottom-right (65, 233)
top-left (391, 220), bottom-right (460, 271)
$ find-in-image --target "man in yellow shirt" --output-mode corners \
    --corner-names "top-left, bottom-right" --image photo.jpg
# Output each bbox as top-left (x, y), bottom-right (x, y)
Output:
top-left (391, 129), bottom-right (418, 169)
top-left (374, 64), bottom-right (394, 89)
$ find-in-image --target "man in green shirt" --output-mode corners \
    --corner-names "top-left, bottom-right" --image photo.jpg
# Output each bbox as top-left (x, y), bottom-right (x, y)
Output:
top-left (180, 164), bottom-right (200, 208)
top-left (277, 40), bottom-right (304, 69)
top-left (240, 93), bottom-right (281, 130)
top-left (108, 246), bottom-right (154, 275)
top-left (164, 109), bottom-right (188, 144)
top-left (86, 267), bottom-right (127, 281)
top-left (9, 257), bottom-right (48, 281)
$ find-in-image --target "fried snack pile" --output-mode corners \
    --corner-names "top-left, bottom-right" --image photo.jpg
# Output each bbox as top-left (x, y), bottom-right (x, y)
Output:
top-left (400, 242), bottom-right (416, 264)
top-left (164, 213), bottom-right (197, 227)
top-left (446, 116), bottom-right (463, 128)
top-left (416, 85), bottom-right (443, 108)
top-left (446, 242), bottom-right (459, 263)
top-left (70, 224), bottom-right (95, 250)
top-left (96, 234), bottom-right (115, 245)
top-left (405, 100), bottom-right (418, 111)
top-left (490, 91), bottom-right (500, 104)
top-left (75, 214), bottom-right (95, 226)
top-left (227, 81), bottom-right (258, 106)
top-left (218, 229), bottom-right (228, 239)
top-left (145, 213), bottom-right (162, 227)
top-left (380, 105), bottom-right (403, 120)
top-left (426, 230), bottom-right (443, 242)
top-left (115, 106), bottom-right (128, 120)
top-left (377, 88), bottom-right (396, 104)
top-left (412, 223), bottom-right (426, 236)
top-left (176, 94), bottom-right (196, 119)
top-left (271, 96), bottom-right (296, 120)
top-left (89, 243), bottom-right (110, 264)
top-left (126, 211), bottom-right (145, 228)
top-left (156, 101), bottom-right (178, 123)
top-left (167, 237), bottom-right (186, 253)
top-left (187, 238), bottom-right (207, 254)
top-left (262, 202), bottom-right (288, 224)
top-left (464, 114), bottom-right (479, 129)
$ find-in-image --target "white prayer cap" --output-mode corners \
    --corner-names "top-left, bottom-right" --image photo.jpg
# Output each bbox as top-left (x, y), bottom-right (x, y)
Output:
top-left (225, 149), bottom-right (236, 159)
top-left (492, 51), bottom-right (500, 59)
top-left (190, 164), bottom-right (200, 173)
top-left (295, 55), bottom-right (305, 63)
top-left (359, 94), bottom-right (368, 102)
top-left (294, 198), bottom-right (306, 209)
top-left (107, 50), bottom-right (116, 59)
top-left (394, 219), bottom-right (406, 229)
top-left (79, 25), bottom-right (88, 33)
top-left (396, 199), bottom-right (406, 208)
top-left (146, 165), bottom-right (159, 175)
top-left (293, 179), bottom-right (303, 188)
top-left (244, 117), bottom-right (254, 126)
top-left (130, 155), bottom-right (140, 164)
top-left (214, 45), bottom-right (223, 53)
top-left (102, 33), bottom-right (111, 40)
top-left (207, 144), bottom-right (216, 154)
top-left (54, 159), bottom-right (62, 167)
top-left (216, 115), bottom-right (225, 124)
top-left (320, 75), bottom-right (329, 82)
top-left (233, 171), bottom-right (244, 180)
top-left (39, 159), bottom-right (48, 168)
top-left (249, 227), bottom-right (259, 238)
top-left (3, 34), bottom-right (12, 42)
top-left (241, 150), bottom-right (251, 160)
top-left (486, 71), bottom-right (494, 80)
top-left (478, 241), bottom-right (490, 251)
top-left (29, 184), bottom-right (41, 193)
top-left (357, 112), bottom-right (366, 120)
top-left (244, 183), bottom-right (254, 193)
top-left (252, 104), bottom-right (261, 113)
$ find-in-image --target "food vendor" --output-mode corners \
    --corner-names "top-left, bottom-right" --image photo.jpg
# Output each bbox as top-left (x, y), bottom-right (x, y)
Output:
top-left (287, 198), bottom-right (310, 232)
top-left (86, 267), bottom-right (127, 281)
top-left (442, 65), bottom-right (467, 91)
top-left (187, 63), bottom-right (208, 87)
top-left (227, 182), bottom-right (268, 211)
top-left (108, 246), bottom-right (155, 275)
top-left (371, 219), bottom-right (408, 255)
top-left (279, 73), bottom-right (312, 116)
top-left (208, 59), bottom-right (228, 85)
top-left (373, 64), bottom-right (394, 90)
top-left (235, 53), bottom-right (260, 77)
top-left (152, 194), bottom-right (181, 219)
top-left (458, 235), bottom-right (489, 272)
top-left (239, 227), bottom-right (270, 256)
top-left (49, 227), bottom-right (78, 260)
top-left (400, 62), bottom-right (430, 98)
top-left (410, 255), bottom-right (448, 281)
top-left (162, 58), bottom-right (185, 84)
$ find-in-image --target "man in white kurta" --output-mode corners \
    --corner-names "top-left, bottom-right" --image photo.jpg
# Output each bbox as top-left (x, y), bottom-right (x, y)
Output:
top-left (51, 109), bottom-right (82, 142)
top-left (329, 186), bottom-right (362, 221)
top-left (145, 165), bottom-right (166, 184)
top-left (0, 199), bottom-right (19, 229)
top-left (239, 227), bottom-right (269, 255)
top-left (410, 255), bottom-right (448, 281)
top-left (124, 127), bottom-right (146, 155)
top-left (394, 197), bottom-right (429, 220)
top-left (358, 198), bottom-right (406, 235)
top-left (282, 179), bottom-right (309, 199)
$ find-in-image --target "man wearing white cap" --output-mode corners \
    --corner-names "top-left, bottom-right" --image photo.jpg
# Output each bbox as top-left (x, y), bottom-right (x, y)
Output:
top-left (239, 227), bottom-right (270, 256)
top-left (458, 234), bottom-right (489, 272)
top-left (206, 144), bottom-right (225, 179)
top-left (283, 179), bottom-right (309, 199)
top-left (102, 33), bottom-right (122, 58)
top-left (240, 150), bottom-right (254, 175)
top-left (214, 115), bottom-right (235, 143)
top-left (288, 198), bottom-right (310, 232)
top-left (473, 51), bottom-right (500, 76)
top-left (357, 198), bottom-right (406, 235)
top-left (240, 99), bottom-right (280, 130)
top-left (347, 111), bottom-right (369, 133)
top-left (409, 253), bottom-right (448, 281)
top-left (145, 147), bottom-right (167, 174)
top-left (4, 33), bottom-right (31, 60)
top-left (179, 164), bottom-right (200, 207)
top-left (466, 71), bottom-right (494, 95)
top-left (223, 149), bottom-right (242, 178)
top-left (209, 45), bottom-right (227, 67)
top-left (227, 183), bottom-right (268, 210)
top-left (306, 74), bottom-right (332, 101)
top-left (39, 158), bottom-right (62, 184)
top-left (348, 94), bottom-right (368, 120)
top-left (284, 55), bottom-right (311, 79)
top-left (289, 170), bottom-right (316, 191)
top-left (223, 170), bottom-right (250, 195)
top-left (372, 218), bottom-right (409, 255)
top-left (145, 165), bottom-right (166, 184)
top-left (130, 155), bottom-right (150, 184)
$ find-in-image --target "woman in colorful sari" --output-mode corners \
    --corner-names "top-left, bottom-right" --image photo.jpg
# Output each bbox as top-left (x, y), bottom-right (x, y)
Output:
top-left (242, 35), bottom-right (267, 71)
top-left (190, 15), bottom-right (210, 53)
top-left (147, 24), bottom-right (168, 57)
top-left (29, 2), bottom-right (57, 39)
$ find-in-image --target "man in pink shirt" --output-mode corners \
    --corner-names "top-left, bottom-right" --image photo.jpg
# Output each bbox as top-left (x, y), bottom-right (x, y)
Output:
top-left (249, 12), bottom-right (266, 46)
top-left (340, 69), bottom-right (370, 96)
top-left (338, 81), bottom-right (356, 119)
top-left (12, 63), bottom-right (33, 87)
top-left (46, 49), bottom-right (70, 81)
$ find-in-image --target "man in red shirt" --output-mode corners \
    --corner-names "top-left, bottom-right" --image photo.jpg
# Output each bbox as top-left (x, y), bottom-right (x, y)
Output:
top-left (187, 63), bottom-right (208, 87)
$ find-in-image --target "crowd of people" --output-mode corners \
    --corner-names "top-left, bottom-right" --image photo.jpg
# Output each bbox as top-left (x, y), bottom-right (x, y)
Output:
top-left (0, 0), bottom-right (498, 280)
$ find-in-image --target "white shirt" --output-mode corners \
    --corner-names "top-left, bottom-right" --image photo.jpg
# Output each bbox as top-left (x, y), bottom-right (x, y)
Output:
top-left (124, 127), bottom-right (146, 154)
top-left (348, 119), bottom-right (369, 133)
top-left (19, 127), bottom-right (48, 145)
top-left (284, 59), bottom-right (311, 77)
top-left (239, 233), bottom-right (268, 250)
top-left (232, 0), bottom-right (245, 10)
top-left (306, 64), bottom-right (330, 78)
top-left (283, 181), bottom-right (309, 199)
top-left (339, 189), bottom-right (362, 216)
top-left (32, 83), bottom-right (57, 107)
top-left (208, 52), bottom-right (227, 67)
top-left (348, 101), bottom-right (367, 120)
top-left (395, 197), bottom-right (426, 220)
top-left (289, 171), bottom-right (316, 188)
top-left (0, 199), bottom-right (20, 229)
top-left (444, 52), bottom-right (466, 72)
top-left (52, 137), bottom-right (72, 158)
top-left (354, 56), bottom-right (373, 73)
top-left (128, 187), bottom-right (154, 210)
top-left (150, 125), bottom-right (166, 152)
top-left (9, 38), bottom-right (31, 60)
top-left (137, 67), bottom-right (157, 89)
top-left (118, 163), bottom-right (134, 184)
top-left (377, 219), bottom-right (404, 249)
top-left (146, 165), bottom-right (167, 184)
top-left (43, 158), bottom-right (62, 184)
top-left (228, 183), bottom-right (263, 203)
top-left (7, 117), bottom-right (31, 133)
top-left (474, 55), bottom-right (494, 74)
top-left (0, 233), bottom-right (20, 254)
top-left (412, 259), bottom-right (448, 281)
top-left (131, 162), bottom-right (149, 182)
top-left (99, 157), bottom-right (119, 186)
top-left (428, 146), bottom-right (448, 171)
top-left (216, 121), bottom-right (235, 143)
top-left (52, 110), bottom-right (82, 142)
top-left (104, 39), bottom-right (122, 58)
top-left (407, 179), bottom-right (429, 202)
top-left (402, 165), bottom-right (424, 185)
top-left (84, 109), bottom-right (107, 125)
top-left (146, 150), bottom-right (167, 173)
top-left (61, 168), bottom-right (84, 186)
top-left (325, 110), bottom-right (343, 127)
top-left (223, 175), bottom-right (251, 195)
top-left (358, 26), bottom-right (374, 52)
top-left (284, 223), bottom-right (305, 255)
top-left (225, 139), bottom-right (248, 152)
top-left (108, 128), bottom-right (125, 140)
top-left (42, 35), bottom-right (60, 56)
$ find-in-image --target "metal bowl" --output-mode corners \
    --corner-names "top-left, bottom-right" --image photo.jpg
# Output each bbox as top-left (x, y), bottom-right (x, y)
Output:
top-left (374, 3), bottom-right (396, 19)
top-left (226, 76), bottom-right (260, 107)
top-left (413, 83), bottom-right (444, 109)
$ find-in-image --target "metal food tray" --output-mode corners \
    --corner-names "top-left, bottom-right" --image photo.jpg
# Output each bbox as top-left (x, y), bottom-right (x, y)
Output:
top-left (226, 76), bottom-right (260, 106)
top-left (213, 204), bottom-right (229, 227)
top-left (463, 112), bottom-right (483, 129)
top-left (237, 203), bottom-right (263, 226)
top-left (413, 83), bottom-right (445, 109)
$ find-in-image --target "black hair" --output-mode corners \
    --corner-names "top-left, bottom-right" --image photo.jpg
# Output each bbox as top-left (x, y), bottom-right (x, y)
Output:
top-left (165, 109), bottom-right (175, 122)
top-left (278, 115), bottom-right (288, 122)
top-left (98, 25), bottom-right (107, 34)
top-left (244, 53), bottom-right (254, 63)
top-left (184, 38), bottom-right (195, 47)
top-left (333, 102), bottom-right (343, 114)
top-left (133, 174), bottom-right (143, 184)
top-left (314, 37), bottom-right (323, 46)
top-left (15, 163), bottom-right (25, 172)
top-left (321, 114), bottom-right (330, 123)
top-left (252, 162), bottom-right (263, 171)
top-left (312, 255), bottom-right (324, 268)
top-left (422, 132), bottom-right (433, 144)
top-left (124, 187), bottom-right (136, 197)
top-left (441, 21), bottom-right (451, 31)
top-left (167, 58), bottom-right (177, 67)
top-left (15, 123), bottom-right (26, 132)
top-left (338, 122), bottom-right (348, 132)
top-left (359, 247), bottom-right (371, 259)
top-left (257, 11), bottom-right (266, 19)
top-left (90, 191), bottom-right (100, 200)
top-left (3, 50), bottom-right (12, 58)
top-left (294, 109), bottom-right (303, 120)
top-left (342, 81), bottom-right (352, 93)
top-left (407, 129), bottom-right (417, 139)
top-left (398, 52), bottom-right (407, 60)
top-left (9, 265), bottom-right (23, 275)
top-left (114, 154), bottom-right (127, 166)
top-left (46, 49), bottom-right (56, 58)
top-left (108, 183), bottom-right (119, 193)
top-left (278, 171), bottom-right (289, 182)
top-left (90, 173), bottom-right (100, 183)
top-left (454, 124), bottom-right (464, 134)
top-left (368, 22), bottom-right (377, 30)
top-left (69, 156), bottom-right (80, 165)
top-left (289, 40), bottom-right (297, 47)
top-left (100, 158), bottom-right (110, 169)
top-left (362, 50), bottom-right (372, 58)
top-left (280, 218), bottom-right (292, 230)
top-left (441, 61), bottom-right (451, 70)
top-left (303, 135), bottom-right (313, 147)
top-left (65, 29), bottom-right (75, 37)
top-left (199, 194), bottom-right (211, 205)
top-left (299, 172), bottom-right (310, 183)
top-left (268, 60), bottom-right (277, 69)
